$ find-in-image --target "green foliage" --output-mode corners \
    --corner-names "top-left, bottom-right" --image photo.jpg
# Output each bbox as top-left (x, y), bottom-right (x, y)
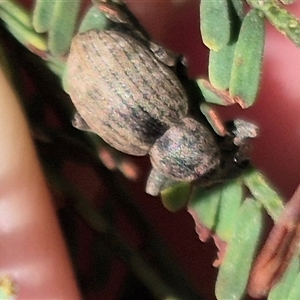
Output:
top-left (208, 42), bottom-right (236, 90)
top-left (268, 255), bottom-right (299, 300)
top-left (215, 199), bottom-right (263, 300)
top-left (200, 0), bottom-right (300, 110)
top-left (286, 267), bottom-right (300, 299)
top-left (32, 0), bottom-right (56, 32)
top-left (1, 0), bottom-right (300, 299)
top-left (78, 6), bottom-right (109, 33)
top-left (188, 167), bottom-right (300, 300)
top-left (200, 0), bottom-right (231, 51)
top-left (200, 7), bottom-right (265, 109)
top-left (188, 168), bottom-right (290, 299)
top-left (189, 180), bottom-right (243, 242)
top-left (229, 9), bottom-right (265, 108)
top-left (0, 1), bottom-right (47, 52)
top-left (161, 182), bottom-right (191, 212)
top-left (33, 0), bottom-right (81, 56)
top-left (197, 79), bottom-right (235, 106)
top-left (244, 169), bottom-right (284, 220)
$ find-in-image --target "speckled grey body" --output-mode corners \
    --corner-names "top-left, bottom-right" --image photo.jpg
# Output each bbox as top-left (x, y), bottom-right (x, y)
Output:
top-left (67, 30), bottom-right (188, 156)
top-left (150, 118), bottom-right (220, 181)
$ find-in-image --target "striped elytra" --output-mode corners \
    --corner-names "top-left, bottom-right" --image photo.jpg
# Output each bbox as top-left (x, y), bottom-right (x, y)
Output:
top-left (67, 30), bottom-right (188, 156)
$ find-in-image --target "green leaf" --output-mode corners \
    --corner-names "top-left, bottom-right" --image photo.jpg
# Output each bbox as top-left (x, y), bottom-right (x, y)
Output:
top-left (243, 169), bottom-right (284, 221)
top-left (215, 198), bottom-right (264, 300)
top-left (214, 181), bottom-right (243, 241)
top-left (0, 4), bottom-right (47, 52)
top-left (32, 0), bottom-right (56, 33)
top-left (48, 0), bottom-right (81, 56)
top-left (161, 182), bottom-right (191, 212)
top-left (198, 79), bottom-right (236, 106)
top-left (209, 43), bottom-right (236, 90)
top-left (0, 0), bottom-right (32, 29)
top-left (79, 5), bottom-right (109, 33)
top-left (268, 255), bottom-right (299, 300)
top-left (46, 58), bottom-right (66, 78)
top-left (286, 264), bottom-right (300, 299)
top-left (189, 180), bottom-right (243, 241)
top-left (229, 9), bottom-right (265, 108)
top-left (189, 186), bottom-right (221, 231)
top-left (200, 0), bottom-right (231, 51)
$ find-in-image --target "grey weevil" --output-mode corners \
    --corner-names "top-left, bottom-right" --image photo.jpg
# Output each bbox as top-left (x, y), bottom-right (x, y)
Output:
top-left (66, 2), bottom-right (258, 196)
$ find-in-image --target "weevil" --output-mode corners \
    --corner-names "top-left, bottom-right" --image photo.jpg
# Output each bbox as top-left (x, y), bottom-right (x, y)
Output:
top-left (66, 2), bottom-right (258, 196)
top-left (64, 2), bottom-right (300, 298)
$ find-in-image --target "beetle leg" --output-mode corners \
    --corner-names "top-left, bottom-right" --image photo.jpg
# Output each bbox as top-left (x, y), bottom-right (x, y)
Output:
top-left (146, 168), bottom-right (178, 196)
top-left (149, 42), bottom-right (180, 67)
top-left (248, 183), bottom-right (300, 298)
top-left (72, 112), bottom-right (92, 131)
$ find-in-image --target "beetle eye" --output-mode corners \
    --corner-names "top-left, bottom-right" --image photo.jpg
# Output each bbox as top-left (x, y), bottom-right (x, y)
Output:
top-left (234, 156), bottom-right (250, 169)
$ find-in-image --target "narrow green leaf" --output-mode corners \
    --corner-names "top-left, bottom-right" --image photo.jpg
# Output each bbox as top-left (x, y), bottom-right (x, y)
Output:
top-left (286, 264), bottom-right (300, 299)
top-left (189, 186), bottom-right (222, 231)
top-left (214, 181), bottom-right (243, 241)
top-left (198, 81), bottom-right (227, 106)
top-left (198, 79), bottom-right (236, 106)
top-left (200, 0), bottom-right (231, 51)
top-left (209, 43), bottom-right (236, 90)
top-left (33, 0), bottom-right (56, 33)
top-left (62, 65), bottom-right (70, 93)
top-left (215, 199), bottom-right (263, 300)
top-left (229, 9), bottom-right (265, 108)
top-left (247, 0), bottom-right (300, 47)
top-left (0, 7), bottom-right (47, 52)
top-left (48, 0), bottom-right (81, 56)
top-left (243, 169), bottom-right (284, 221)
top-left (46, 58), bottom-right (66, 78)
top-left (189, 181), bottom-right (243, 241)
top-left (268, 255), bottom-right (299, 300)
top-left (0, 0), bottom-right (32, 29)
top-left (161, 182), bottom-right (191, 212)
top-left (79, 5), bottom-right (109, 33)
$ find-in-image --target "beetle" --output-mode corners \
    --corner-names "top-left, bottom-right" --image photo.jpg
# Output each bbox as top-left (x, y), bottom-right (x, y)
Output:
top-left (64, 2), bottom-right (300, 298)
top-left (66, 2), bottom-right (258, 196)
